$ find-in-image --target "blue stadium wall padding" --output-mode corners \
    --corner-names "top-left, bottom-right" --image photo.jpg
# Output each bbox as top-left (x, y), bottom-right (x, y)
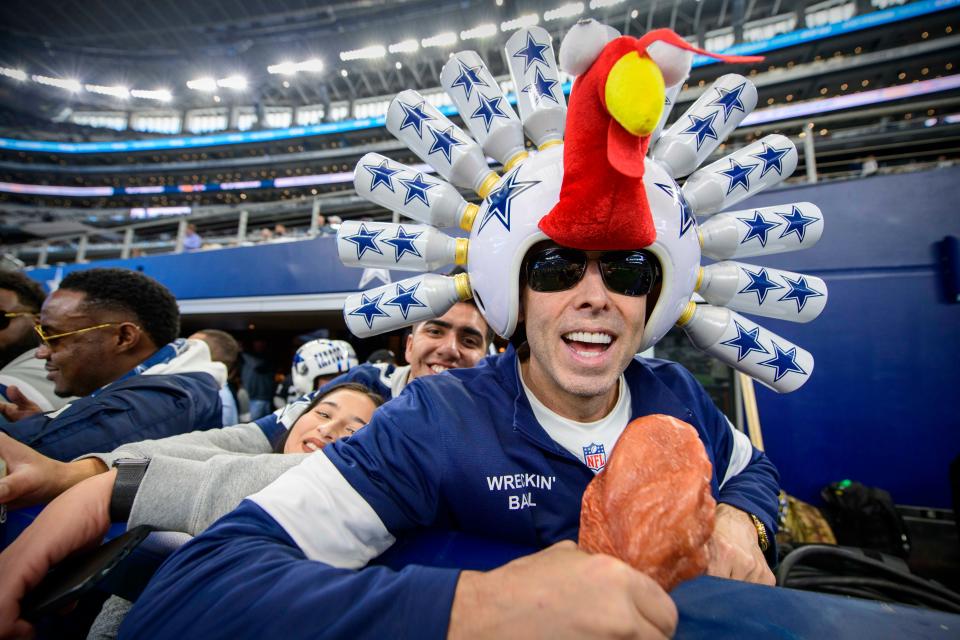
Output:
top-left (27, 236), bottom-right (386, 300)
top-left (26, 166), bottom-right (960, 508)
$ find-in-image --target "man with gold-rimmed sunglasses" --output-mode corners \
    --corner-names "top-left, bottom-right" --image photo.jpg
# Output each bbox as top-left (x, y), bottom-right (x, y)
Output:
top-left (0, 268), bottom-right (226, 461)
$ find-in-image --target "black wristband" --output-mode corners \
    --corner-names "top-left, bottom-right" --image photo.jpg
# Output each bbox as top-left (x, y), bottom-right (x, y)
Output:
top-left (109, 458), bottom-right (150, 523)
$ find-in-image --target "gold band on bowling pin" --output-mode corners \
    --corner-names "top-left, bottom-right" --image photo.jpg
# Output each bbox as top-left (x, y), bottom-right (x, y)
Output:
top-left (454, 238), bottom-right (469, 265)
top-left (476, 172), bottom-right (500, 199)
top-left (460, 203), bottom-right (480, 232)
top-left (676, 301), bottom-right (697, 327)
top-left (503, 150), bottom-right (530, 173)
top-left (453, 272), bottom-right (473, 301)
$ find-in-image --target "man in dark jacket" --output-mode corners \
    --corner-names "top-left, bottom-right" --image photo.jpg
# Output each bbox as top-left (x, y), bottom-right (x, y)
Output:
top-left (0, 268), bottom-right (225, 461)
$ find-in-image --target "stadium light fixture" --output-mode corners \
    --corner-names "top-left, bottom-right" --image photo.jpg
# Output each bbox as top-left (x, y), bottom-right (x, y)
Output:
top-left (299, 58), bottom-right (324, 73)
top-left (421, 32), bottom-right (458, 49)
top-left (395, 61), bottom-right (403, 70)
top-left (589, 0), bottom-right (625, 8)
top-left (501, 14), bottom-right (540, 32)
top-left (268, 61), bottom-right (298, 75)
top-left (340, 69), bottom-right (349, 77)
top-left (187, 77), bottom-right (218, 92)
top-left (388, 39), bottom-right (420, 54)
top-left (460, 24), bottom-right (497, 40)
top-left (85, 84), bottom-right (130, 99)
top-left (131, 88), bottom-right (173, 102)
top-left (217, 75), bottom-right (247, 90)
top-left (0, 67), bottom-right (27, 82)
top-left (268, 58), bottom-right (324, 75)
top-left (544, 3), bottom-right (584, 21)
top-left (340, 45), bottom-right (387, 61)
top-left (32, 75), bottom-right (82, 92)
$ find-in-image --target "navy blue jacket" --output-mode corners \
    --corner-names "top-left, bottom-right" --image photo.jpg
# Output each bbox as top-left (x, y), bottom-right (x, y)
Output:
top-left (122, 347), bottom-right (778, 639)
top-left (0, 372), bottom-right (223, 461)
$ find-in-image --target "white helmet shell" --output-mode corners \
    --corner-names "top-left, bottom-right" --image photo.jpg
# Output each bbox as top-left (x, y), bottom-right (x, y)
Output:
top-left (467, 144), bottom-right (701, 349)
top-left (291, 339), bottom-right (359, 396)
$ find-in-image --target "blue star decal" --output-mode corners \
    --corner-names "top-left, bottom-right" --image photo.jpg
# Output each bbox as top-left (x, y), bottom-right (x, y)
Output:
top-left (427, 126), bottom-right (463, 163)
top-left (739, 211), bottom-right (782, 248)
top-left (384, 282), bottom-right (428, 319)
top-left (512, 32), bottom-right (549, 72)
top-left (348, 292), bottom-right (390, 329)
top-left (776, 206), bottom-right (818, 243)
top-left (470, 94), bottom-right (509, 132)
top-left (655, 182), bottom-right (696, 238)
top-left (681, 111), bottom-right (720, 150)
top-left (397, 100), bottom-right (434, 138)
top-left (707, 82), bottom-right (747, 121)
top-left (382, 225), bottom-right (423, 263)
top-left (720, 320), bottom-right (770, 362)
top-left (778, 275), bottom-right (824, 313)
top-left (521, 67), bottom-right (560, 104)
top-left (449, 61), bottom-right (489, 100)
top-left (719, 159), bottom-right (758, 195)
top-left (750, 142), bottom-right (791, 178)
top-left (399, 172), bottom-right (436, 207)
top-left (363, 159), bottom-right (401, 192)
top-left (758, 341), bottom-right (807, 381)
top-left (739, 267), bottom-right (784, 305)
top-left (478, 170), bottom-right (541, 233)
top-left (342, 223), bottom-right (384, 260)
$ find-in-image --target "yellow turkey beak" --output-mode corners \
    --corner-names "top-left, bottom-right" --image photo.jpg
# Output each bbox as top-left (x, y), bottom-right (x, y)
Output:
top-left (604, 52), bottom-right (665, 137)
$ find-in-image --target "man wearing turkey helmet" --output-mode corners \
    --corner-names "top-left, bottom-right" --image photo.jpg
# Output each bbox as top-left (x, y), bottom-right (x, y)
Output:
top-left (110, 23), bottom-right (780, 640)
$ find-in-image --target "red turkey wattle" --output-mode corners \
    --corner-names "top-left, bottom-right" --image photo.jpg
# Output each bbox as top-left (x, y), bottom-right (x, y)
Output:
top-left (578, 414), bottom-right (716, 591)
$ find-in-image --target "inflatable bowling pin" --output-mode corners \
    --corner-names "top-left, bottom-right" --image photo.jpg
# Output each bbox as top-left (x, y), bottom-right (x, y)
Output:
top-left (386, 89), bottom-right (499, 197)
top-left (650, 82), bottom-right (684, 149)
top-left (682, 134), bottom-right (798, 216)
top-left (441, 52), bottom-right (528, 171)
top-left (353, 153), bottom-right (480, 231)
top-left (677, 302), bottom-right (814, 393)
top-left (338, 221), bottom-right (468, 272)
top-left (505, 26), bottom-right (567, 149)
top-left (344, 272), bottom-right (472, 338)
top-left (699, 202), bottom-right (823, 260)
top-left (653, 74), bottom-right (758, 178)
top-left (697, 261), bottom-right (828, 322)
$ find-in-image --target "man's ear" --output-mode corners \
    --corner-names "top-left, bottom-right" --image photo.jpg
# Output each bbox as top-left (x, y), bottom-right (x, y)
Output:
top-left (404, 333), bottom-right (414, 362)
top-left (115, 322), bottom-right (143, 353)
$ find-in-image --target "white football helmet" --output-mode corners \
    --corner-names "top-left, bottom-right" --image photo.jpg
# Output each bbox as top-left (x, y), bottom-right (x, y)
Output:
top-left (291, 339), bottom-right (359, 396)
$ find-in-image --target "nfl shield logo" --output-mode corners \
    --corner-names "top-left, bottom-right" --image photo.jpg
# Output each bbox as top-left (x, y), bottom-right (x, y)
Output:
top-left (583, 442), bottom-right (607, 472)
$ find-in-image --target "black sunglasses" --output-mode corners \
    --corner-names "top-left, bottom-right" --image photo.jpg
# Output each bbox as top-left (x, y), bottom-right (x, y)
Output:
top-left (525, 247), bottom-right (661, 297)
top-left (0, 311), bottom-right (35, 331)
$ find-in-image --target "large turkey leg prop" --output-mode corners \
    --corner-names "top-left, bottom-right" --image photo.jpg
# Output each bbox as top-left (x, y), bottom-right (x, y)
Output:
top-left (579, 414), bottom-right (716, 591)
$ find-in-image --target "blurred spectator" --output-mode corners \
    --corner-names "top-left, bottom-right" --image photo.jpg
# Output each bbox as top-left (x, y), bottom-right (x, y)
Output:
top-left (274, 224), bottom-right (288, 237)
top-left (242, 339), bottom-right (276, 420)
top-left (258, 227), bottom-right (274, 242)
top-left (0, 268), bottom-right (226, 460)
top-left (0, 271), bottom-right (44, 370)
top-left (183, 223), bottom-right (202, 252)
top-left (0, 272), bottom-right (74, 418)
top-left (190, 329), bottom-right (242, 426)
